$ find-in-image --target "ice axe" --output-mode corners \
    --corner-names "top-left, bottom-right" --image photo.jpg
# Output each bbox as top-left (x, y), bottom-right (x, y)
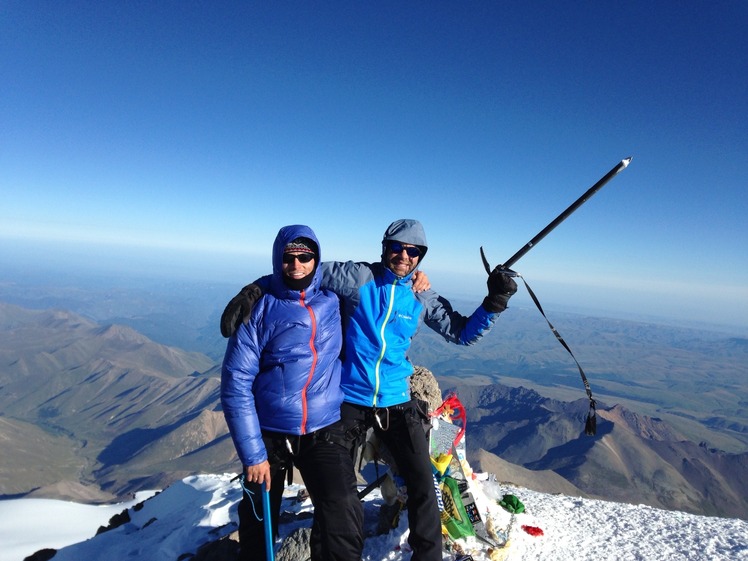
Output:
top-left (480, 157), bottom-right (633, 436)
top-left (480, 157), bottom-right (632, 275)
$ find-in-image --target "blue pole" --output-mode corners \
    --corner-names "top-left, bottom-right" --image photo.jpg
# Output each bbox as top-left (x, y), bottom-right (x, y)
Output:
top-left (262, 482), bottom-right (275, 561)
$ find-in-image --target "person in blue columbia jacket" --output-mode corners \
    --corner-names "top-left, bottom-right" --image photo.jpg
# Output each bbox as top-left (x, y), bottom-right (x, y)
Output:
top-left (221, 225), bottom-right (363, 561)
top-left (221, 219), bottom-right (517, 561)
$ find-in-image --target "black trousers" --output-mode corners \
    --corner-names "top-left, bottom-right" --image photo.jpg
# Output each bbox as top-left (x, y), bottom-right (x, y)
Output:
top-left (238, 428), bottom-right (363, 561)
top-left (337, 400), bottom-right (442, 561)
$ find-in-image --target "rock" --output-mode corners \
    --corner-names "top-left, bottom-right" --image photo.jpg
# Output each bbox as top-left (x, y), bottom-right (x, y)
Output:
top-left (189, 530), bottom-right (239, 561)
top-left (23, 549), bottom-right (57, 561)
top-left (276, 527), bottom-right (311, 561)
top-left (410, 365), bottom-right (442, 412)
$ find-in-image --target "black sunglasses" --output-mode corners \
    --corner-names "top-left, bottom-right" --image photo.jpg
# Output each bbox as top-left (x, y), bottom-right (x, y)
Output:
top-left (282, 253), bottom-right (315, 264)
top-left (389, 242), bottom-right (421, 258)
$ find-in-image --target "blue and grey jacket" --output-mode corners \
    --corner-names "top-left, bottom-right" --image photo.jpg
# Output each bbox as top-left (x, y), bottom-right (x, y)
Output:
top-left (221, 225), bottom-right (344, 467)
top-left (322, 219), bottom-right (498, 408)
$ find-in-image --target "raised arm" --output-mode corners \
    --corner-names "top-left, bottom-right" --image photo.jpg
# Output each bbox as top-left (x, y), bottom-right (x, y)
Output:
top-left (419, 267), bottom-right (517, 345)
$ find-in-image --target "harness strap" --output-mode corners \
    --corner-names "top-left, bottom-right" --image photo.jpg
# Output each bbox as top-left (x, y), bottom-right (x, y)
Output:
top-left (517, 274), bottom-right (597, 435)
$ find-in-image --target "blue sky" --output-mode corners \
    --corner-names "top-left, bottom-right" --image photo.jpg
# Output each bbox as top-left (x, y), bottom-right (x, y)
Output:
top-left (1, 1), bottom-right (746, 329)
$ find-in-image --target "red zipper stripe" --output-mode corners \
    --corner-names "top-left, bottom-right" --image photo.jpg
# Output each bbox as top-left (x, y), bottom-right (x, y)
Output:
top-left (299, 290), bottom-right (317, 434)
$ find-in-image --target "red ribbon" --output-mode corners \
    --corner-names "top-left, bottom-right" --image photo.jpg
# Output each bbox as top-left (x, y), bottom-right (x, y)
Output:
top-left (521, 525), bottom-right (544, 537)
top-left (432, 393), bottom-right (467, 448)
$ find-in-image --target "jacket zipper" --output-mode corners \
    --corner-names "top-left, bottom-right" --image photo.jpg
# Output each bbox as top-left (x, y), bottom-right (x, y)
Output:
top-left (373, 280), bottom-right (397, 408)
top-left (299, 290), bottom-right (317, 434)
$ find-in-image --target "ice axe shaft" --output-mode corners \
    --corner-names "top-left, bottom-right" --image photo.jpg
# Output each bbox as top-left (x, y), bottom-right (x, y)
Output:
top-left (481, 157), bottom-right (632, 274)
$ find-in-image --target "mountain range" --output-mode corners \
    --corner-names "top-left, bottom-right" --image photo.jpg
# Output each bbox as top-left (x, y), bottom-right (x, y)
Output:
top-left (1, 300), bottom-right (747, 521)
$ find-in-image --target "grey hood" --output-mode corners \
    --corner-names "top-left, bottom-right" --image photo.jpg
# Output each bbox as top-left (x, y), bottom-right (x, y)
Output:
top-left (380, 218), bottom-right (428, 263)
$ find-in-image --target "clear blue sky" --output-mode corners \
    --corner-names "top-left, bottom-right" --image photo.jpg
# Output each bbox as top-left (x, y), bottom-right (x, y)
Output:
top-left (1, 1), bottom-right (746, 329)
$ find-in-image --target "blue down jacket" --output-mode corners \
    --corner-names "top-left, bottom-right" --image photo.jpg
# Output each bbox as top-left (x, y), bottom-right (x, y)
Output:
top-left (221, 225), bottom-right (344, 467)
top-left (321, 219), bottom-right (498, 408)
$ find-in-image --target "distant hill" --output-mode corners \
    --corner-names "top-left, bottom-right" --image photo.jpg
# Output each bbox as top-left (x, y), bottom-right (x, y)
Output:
top-left (1, 300), bottom-right (747, 520)
top-left (0, 275), bottom-right (233, 360)
top-left (445, 382), bottom-right (748, 519)
top-left (0, 302), bottom-right (229, 499)
top-left (410, 304), bottom-right (748, 453)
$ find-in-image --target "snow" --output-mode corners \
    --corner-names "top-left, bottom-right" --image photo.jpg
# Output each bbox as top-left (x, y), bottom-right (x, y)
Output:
top-left (1, 473), bottom-right (747, 561)
top-left (0, 491), bottom-right (157, 561)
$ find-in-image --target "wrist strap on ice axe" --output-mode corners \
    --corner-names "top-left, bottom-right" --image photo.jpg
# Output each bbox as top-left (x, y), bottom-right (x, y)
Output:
top-left (480, 251), bottom-right (597, 434)
top-left (517, 274), bottom-right (597, 435)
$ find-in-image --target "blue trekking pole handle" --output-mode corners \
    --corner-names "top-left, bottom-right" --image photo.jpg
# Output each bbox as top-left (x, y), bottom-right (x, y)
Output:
top-left (262, 482), bottom-right (275, 561)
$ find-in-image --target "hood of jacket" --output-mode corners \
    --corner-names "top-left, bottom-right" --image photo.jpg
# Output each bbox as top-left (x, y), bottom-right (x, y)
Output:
top-left (270, 224), bottom-right (322, 297)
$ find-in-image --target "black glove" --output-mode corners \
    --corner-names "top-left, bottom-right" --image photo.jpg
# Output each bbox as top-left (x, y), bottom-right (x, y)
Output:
top-left (220, 283), bottom-right (264, 337)
top-left (482, 267), bottom-right (518, 313)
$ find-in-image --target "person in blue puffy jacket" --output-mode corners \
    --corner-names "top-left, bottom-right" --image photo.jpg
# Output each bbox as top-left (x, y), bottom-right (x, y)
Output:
top-left (221, 219), bottom-right (517, 561)
top-left (221, 224), bottom-right (363, 561)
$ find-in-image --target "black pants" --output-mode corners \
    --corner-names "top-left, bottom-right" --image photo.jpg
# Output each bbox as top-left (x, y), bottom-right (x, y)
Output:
top-left (338, 400), bottom-right (442, 561)
top-left (238, 428), bottom-right (363, 561)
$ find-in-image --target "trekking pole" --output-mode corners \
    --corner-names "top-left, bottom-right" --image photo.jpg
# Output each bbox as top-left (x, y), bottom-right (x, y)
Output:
top-left (480, 157), bottom-right (632, 274)
top-left (262, 482), bottom-right (275, 561)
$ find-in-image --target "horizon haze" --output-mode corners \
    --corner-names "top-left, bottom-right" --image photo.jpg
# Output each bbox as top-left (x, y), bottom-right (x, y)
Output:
top-left (1, 2), bottom-right (747, 329)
